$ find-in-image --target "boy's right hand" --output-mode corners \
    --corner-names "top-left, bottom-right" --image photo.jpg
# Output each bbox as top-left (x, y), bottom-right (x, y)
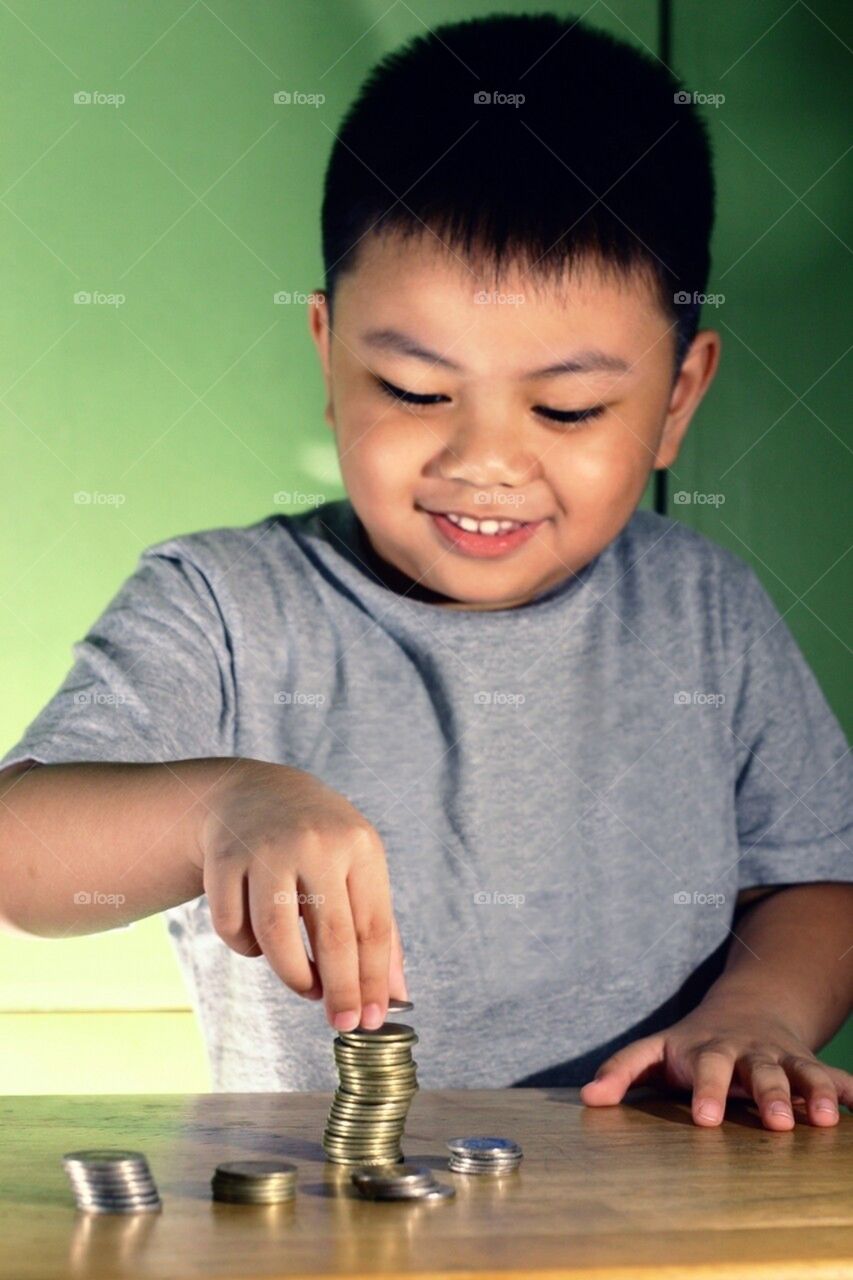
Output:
top-left (193, 758), bottom-right (408, 1032)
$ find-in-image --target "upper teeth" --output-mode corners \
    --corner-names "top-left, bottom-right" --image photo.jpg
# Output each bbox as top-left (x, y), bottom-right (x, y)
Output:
top-left (443, 512), bottom-right (524, 535)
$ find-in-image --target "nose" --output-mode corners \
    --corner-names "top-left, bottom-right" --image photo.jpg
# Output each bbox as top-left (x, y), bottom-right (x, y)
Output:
top-left (432, 412), bottom-right (539, 491)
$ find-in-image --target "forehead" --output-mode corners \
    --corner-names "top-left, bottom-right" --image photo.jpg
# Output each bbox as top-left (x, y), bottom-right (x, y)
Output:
top-left (334, 229), bottom-right (672, 373)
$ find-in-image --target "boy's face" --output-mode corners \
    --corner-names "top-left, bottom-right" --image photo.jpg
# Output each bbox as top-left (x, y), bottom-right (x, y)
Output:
top-left (309, 232), bottom-right (719, 610)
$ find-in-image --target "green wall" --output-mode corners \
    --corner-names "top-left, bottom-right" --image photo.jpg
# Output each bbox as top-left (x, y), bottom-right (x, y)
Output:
top-left (0, 1), bottom-right (848, 1092)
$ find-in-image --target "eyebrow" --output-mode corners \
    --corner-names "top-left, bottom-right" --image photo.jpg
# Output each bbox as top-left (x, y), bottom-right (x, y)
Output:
top-left (360, 327), bottom-right (631, 378)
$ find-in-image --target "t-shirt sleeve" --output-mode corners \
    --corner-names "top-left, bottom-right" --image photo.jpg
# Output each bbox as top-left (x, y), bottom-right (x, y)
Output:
top-left (725, 560), bottom-right (852, 888)
top-left (0, 546), bottom-right (235, 772)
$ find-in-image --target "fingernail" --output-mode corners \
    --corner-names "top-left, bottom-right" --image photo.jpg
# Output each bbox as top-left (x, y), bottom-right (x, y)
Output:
top-left (815, 1099), bottom-right (838, 1114)
top-left (769, 1102), bottom-right (792, 1117)
top-left (360, 1002), bottom-right (383, 1029)
top-left (697, 1101), bottom-right (722, 1122)
top-left (333, 1009), bottom-right (360, 1031)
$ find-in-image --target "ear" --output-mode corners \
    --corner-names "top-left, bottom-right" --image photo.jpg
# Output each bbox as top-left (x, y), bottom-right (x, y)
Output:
top-left (307, 290), bottom-right (335, 429)
top-left (654, 330), bottom-right (721, 470)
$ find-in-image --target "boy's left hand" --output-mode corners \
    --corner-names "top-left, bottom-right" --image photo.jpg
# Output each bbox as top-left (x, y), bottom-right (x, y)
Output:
top-left (580, 998), bottom-right (853, 1130)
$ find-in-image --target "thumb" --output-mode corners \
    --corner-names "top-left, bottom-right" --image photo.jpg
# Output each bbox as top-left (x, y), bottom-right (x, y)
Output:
top-left (580, 1034), bottom-right (665, 1105)
top-left (388, 912), bottom-right (409, 1001)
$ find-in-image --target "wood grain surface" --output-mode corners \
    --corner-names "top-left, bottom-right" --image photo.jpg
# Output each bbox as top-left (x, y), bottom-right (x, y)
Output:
top-left (0, 1088), bottom-right (850, 1279)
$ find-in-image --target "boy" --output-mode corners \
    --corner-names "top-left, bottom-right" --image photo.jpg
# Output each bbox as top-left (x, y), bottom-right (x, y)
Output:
top-left (0, 13), bottom-right (850, 1131)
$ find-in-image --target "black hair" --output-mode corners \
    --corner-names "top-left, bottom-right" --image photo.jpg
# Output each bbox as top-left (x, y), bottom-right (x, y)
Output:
top-left (321, 10), bottom-right (715, 377)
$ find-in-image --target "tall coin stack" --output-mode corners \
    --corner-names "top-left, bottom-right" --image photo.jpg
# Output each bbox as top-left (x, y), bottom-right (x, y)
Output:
top-left (322, 1022), bottom-right (419, 1165)
top-left (62, 1149), bottom-right (162, 1214)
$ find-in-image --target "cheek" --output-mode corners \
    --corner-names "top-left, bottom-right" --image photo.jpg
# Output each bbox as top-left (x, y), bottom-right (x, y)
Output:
top-left (548, 426), bottom-right (649, 501)
top-left (336, 408), bottom-right (428, 496)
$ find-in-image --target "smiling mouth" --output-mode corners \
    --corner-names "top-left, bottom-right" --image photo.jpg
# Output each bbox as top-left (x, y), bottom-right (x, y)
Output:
top-left (425, 509), bottom-right (546, 558)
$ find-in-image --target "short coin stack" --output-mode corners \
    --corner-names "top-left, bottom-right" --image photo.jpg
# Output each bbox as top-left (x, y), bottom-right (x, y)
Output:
top-left (446, 1136), bottom-right (523, 1174)
top-left (322, 1022), bottom-right (419, 1165)
top-left (211, 1160), bottom-right (297, 1204)
top-left (62, 1149), bottom-right (162, 1214)
top-left (351, 1163), bottom-right (455, 1201)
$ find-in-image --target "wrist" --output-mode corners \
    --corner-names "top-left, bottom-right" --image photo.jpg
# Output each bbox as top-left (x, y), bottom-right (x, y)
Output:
top-left (697, 971), bottom-right (815, 1045)
top-left (176, 756), bottom-right (256, 874)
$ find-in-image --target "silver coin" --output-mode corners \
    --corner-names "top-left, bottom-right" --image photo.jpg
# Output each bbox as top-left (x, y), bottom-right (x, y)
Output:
top-left (418, 1182), bottom-right (457, 1201)
top-left (448, 1161), bottom-right (521, 1176)
top-left (63, 1149), bottom-right (149, 1169)
top-left (352, 1163), bottom-right (434, 1189)
top-left (446, 1137), bottom-right (522, 1156)
top-left (76, 1201), bottom-right (162, 1215)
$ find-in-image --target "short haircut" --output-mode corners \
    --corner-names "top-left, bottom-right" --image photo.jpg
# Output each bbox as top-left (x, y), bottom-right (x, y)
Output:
top-left (321, 11), bottom-right (716, 377)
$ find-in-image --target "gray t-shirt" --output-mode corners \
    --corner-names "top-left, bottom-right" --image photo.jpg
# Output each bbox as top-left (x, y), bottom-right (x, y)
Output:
top-left (2, 500), bottom-right (850, 1089)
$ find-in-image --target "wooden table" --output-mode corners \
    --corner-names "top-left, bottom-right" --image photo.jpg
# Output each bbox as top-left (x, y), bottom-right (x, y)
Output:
top-left (1, 1088), bottom-right (850, 1279)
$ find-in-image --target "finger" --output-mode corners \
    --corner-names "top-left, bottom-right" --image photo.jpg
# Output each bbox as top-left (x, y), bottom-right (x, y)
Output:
top-left (691, 1047), bottom-right (736, 1126)
top-left (825, 1065), bottom-right (853, 1110)
top-left (297, 899), bottom-right (326, 1000)
top-left (203, 860), bottom-right (262, 958)
top-left (301, 880), bottom-right (361, 1032)
top-left (737, 1054), bottom-right (794, 1130)
top-left (781, 1054), bottom-right (841, 1127)
top-left (246, 868), bottom-right (318, 996)
top-left (580, 1035), bottom-right (665, 1106)
top-left (347, 857), bottom-right (393, 1030)
top-left (389, 912), bottom-right (409, 1001)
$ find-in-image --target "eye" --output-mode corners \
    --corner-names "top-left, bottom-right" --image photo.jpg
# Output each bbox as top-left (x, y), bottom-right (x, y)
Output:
top-left (534, 404), bottom-right (606, 425)
top-left (375, 376), bottom-right (448, 406)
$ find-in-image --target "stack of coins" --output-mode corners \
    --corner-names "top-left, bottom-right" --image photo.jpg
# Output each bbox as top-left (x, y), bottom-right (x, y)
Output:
top-left (62, 1149), bottom-right (162, 1214)
top-left (446, 1136), bottom-right (523, 1174)
top-left (322, 1022), bottom-right (419, 1165)
top-left (352, 1163), bottom-right (456, 1201)
top-left (211, 1160), bottom-right (298, 1204)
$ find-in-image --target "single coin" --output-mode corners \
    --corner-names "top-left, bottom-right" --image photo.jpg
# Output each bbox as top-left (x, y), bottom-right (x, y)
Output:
top-left (338, 1023), bottom-right (416, 1043)
top-left (63, 1149), bottom-right (149, 1166)
top-left (419, 1182), bottom-right (457, 1200)
top-left (351, 1164), bottom-right (434, 1189)
top-left (214, 1160), bottom-right (297, 1180)
top-left (446, 1137), bottom-right (522, 1156)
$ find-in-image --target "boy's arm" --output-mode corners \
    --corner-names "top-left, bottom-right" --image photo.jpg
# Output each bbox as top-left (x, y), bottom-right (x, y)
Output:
top-left (0, 758), bottom-right (237, 936)
top-left (703, 880), bottom-right (853, 1046)
top-left (581, 880), bottom-right (853, 1129)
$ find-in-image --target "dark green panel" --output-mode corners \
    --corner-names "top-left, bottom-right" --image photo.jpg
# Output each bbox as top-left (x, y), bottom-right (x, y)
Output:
top-left (668, 0), bottom-right (852, 734)
top-left (671, 0), bottom-right (852, 1071)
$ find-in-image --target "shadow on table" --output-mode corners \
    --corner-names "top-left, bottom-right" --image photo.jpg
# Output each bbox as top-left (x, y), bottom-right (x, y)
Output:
top-left (535, 1086), bottom-right (786, 1130)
